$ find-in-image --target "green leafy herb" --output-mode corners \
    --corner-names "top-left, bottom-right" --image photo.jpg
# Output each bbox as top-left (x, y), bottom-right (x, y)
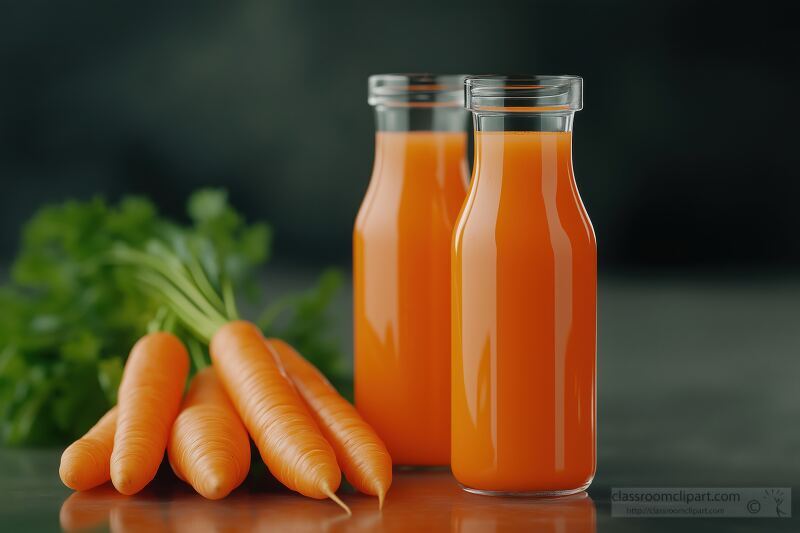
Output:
top-left (259, 269), bottom-right (345, 381)
top-left (0, 190), bottom-right (343, 446)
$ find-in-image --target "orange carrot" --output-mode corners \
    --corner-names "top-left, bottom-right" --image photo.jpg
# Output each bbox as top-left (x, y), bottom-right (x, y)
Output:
top-left (168, 367), bottom-right (251, 500)
top-left (269, 338), bottom-right (393, 508)
top-left (110, 332), bottom-right (189, 495)
top-left (210, 321), bottom-right (349, 513)
top-left (59, 407), bottom-right (117, 491)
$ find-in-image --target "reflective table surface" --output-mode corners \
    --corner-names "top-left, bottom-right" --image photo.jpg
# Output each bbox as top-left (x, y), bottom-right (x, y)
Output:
top-left (5, 450), bottom-right (601, 532)
top-left (57, 471), bottom-right (595, 532)
top-left (2, 279), bottom-right (799, 531)
top-left (1, 448), bottom-right (797, 532)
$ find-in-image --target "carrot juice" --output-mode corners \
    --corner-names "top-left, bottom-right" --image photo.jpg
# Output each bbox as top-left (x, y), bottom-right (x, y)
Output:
top-left (452, 76), bottom-right (596, 494)
top-left (354, 75), bottom-right (468, 465)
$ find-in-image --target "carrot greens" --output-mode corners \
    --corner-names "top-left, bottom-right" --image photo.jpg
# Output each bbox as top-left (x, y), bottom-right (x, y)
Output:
top-left (0, 190), bottom-right (343, 446)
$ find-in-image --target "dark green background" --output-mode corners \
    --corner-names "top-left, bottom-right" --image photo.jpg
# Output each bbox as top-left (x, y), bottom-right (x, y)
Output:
top-left (1, 0), bottom-right (797, 272)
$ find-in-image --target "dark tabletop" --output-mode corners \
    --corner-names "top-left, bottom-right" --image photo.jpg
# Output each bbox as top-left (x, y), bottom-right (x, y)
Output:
top-left (1, 277), bottom-right (799, 531)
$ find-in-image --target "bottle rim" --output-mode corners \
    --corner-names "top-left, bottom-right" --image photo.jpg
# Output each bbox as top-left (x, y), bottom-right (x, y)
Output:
top-left (465, 75), bottom-right (583, 113)
top-left (368, 74), bottom-right (468, 107)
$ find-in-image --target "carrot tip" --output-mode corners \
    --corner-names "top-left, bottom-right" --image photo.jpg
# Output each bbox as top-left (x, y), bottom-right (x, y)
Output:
top-left (201, 476), bottom-right (229, 500)
top-left (378, 490), bottom-right (386, 510)
top-left (58, 465), bottom-right (72, 481)
top-left (112, 474), bottom-right (136, 496)
top-left (323, 488), bottom-right (352, 515)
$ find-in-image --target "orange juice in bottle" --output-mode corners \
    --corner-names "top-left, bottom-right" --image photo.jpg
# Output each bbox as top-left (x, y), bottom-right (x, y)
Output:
top-left (354, 74), bottom-right (468, 465)
top-left (452, 76), bottom-right (596, 494)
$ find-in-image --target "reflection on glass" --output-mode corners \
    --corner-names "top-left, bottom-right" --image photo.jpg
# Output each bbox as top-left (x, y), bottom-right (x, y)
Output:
top-left (59, 472), bottom-right (595, 532)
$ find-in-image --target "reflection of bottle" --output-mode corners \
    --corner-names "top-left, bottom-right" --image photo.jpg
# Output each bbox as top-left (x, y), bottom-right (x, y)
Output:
top-left (452, 76), bottom-right (596, 495)
top-left (354, 74), bottom-right (469, 466)
top-left (345, 470), bottom-right (466, 531)
top-left (450, 491), bottom-right (596, 533)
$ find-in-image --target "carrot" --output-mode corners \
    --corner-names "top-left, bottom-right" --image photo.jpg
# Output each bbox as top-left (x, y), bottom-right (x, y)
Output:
top-left (59, 407), bottom-right (117, 491)
top-left (210, 321), bottom-right (349, 513)
top-left (110, 332), bottom-right (189, 495)
top-left (168, 367), bottom-right (251, 500)
top-left (269, 338), bottom-right (393, 508)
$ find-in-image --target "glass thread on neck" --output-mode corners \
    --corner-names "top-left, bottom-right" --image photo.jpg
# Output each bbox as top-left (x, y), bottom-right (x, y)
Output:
top-left (473, 113), bottom-right (574, 133)
top-left (369, 74), bottom-right (468, 132)
top-left (375, 107), bottom-right (467, 132)
top-left (465, 75), bottom-right (582, 132)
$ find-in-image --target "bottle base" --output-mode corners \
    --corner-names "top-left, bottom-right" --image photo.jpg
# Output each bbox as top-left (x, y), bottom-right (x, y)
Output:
top-left (459, 478), bottom-right (592, 498)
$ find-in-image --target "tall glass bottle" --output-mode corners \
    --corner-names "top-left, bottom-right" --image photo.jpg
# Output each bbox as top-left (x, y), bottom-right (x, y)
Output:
top-left (451, 76), bottom-right (596, 494)
top-left (354, 74), bottom-right (468, 465)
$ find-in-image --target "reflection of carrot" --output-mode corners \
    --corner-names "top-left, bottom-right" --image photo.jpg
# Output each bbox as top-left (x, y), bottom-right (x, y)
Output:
top-left (168, 367), bottom-right (250, 500)
top-left (210, 321), bottom-right (349, 513)
top-left (59, 407), bottom-right (117, 491)
top-left (269, 338), bottom-right (392, 508)
top-left (167, 493), bottom-right (257, 533)
top-left (111, 332), bottom-right (189, 495)
top-left (109, 496), bottom-right (170, 532)
top-left (59, 484), bottom-right (123, 532)
top-left (251, 491), bottom-right (352, 532)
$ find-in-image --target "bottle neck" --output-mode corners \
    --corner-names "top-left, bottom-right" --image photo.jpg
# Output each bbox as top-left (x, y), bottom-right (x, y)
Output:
top-left (471, 127), bottom-right (574, 187)
top-left (372, 127), bottom-right (468, 188)
top-left (375, 105), bottom-right (467, 132)
top-left (472, 112), bottom-right (575, 133)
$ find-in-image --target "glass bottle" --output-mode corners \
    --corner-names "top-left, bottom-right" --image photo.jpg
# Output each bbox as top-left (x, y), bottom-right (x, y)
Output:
top-left (354, 74), bottom-right (468, 465)
top-left (451, 75), bottom-right (596, 494)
